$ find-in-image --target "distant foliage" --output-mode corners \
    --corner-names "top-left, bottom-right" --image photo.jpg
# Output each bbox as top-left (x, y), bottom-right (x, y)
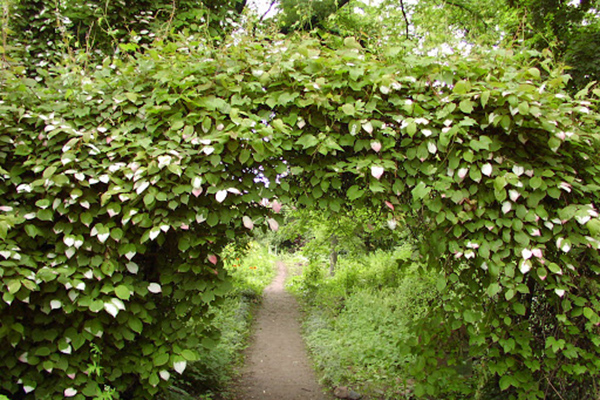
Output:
top-left (7, 0), bottom-right (246, 72)
top-left (1, 30), bottom-right (600, 400)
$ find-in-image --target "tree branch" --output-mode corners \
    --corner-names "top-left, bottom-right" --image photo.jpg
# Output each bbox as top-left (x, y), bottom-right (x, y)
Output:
top-left (441, 0), bottom-right (489, 30)
top-left (259, 0), bottom-right (277, 23)
top-left (399, 0), bottom-right (410, 39)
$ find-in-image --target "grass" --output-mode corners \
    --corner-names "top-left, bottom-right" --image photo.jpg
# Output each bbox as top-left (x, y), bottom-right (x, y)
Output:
top-left (286, 245), bottom-right (439, 399)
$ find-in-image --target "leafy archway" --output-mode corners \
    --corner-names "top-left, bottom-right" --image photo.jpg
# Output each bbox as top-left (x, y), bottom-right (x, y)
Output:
top-left (1, 34), bottom-right (600, 399)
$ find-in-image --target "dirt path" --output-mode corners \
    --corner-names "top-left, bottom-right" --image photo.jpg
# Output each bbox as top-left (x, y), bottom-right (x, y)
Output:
top-left (232, 261), bottom-right (331, 400)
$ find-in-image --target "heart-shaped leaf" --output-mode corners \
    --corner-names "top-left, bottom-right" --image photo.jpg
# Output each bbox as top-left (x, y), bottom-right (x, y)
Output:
top-left (216, 190), bottom-right (227, 203)
top-left (371, 166), bottom-right (384, 180)
top-left (243, 216), bottom-right (254, 230)
top-left (174, 360), bottom-right (187, 374)
top-left (371, 141), bottom-right (382, 152)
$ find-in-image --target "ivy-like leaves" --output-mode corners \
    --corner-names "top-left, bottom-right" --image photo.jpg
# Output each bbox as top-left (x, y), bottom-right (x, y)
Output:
top-left (1, 35), bottom-right (599, 399)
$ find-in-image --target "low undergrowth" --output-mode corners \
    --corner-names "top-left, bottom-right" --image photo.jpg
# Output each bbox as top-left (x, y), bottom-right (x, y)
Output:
top-left (163, 240), bottom-right (277, 400)
top-left (286, 245), bottom-right (439, 399)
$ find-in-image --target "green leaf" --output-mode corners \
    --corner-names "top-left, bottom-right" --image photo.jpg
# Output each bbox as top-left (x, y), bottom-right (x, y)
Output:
top-left (181, 349), bottom-right (198, 361)
top-left (513, 302), bottom-right (526, 316)
top-left (7, 280), bottom-right (21, 294)
top-left (144, 192), bottom-right (155, 207)
top-left (459, 99), bottom-right (474, 114)
top-left (80, 212), bottom-right (93, 226)
top-left (0, 222), bottom-right (8, 240)
top-left (347, 185), bottom-right (365, 200)
top-left (453, 81), bottom-right (469, 95)
top-left (499, 375), bottom-right (514, 391)
top-left (154, 353), bottom-right (169, 366)
top-left (114, 285), bottom-right (131, 300)
top-left (487, 283), bottom-right (501, 297)
top-left (505, 289), bottom-right (515, 301)
top-left (341, 103), bottom-right (355, 116)
top-left (412, 182), bottom-right (431, 200)
top-left (518, 101), bottom-right (530, 115)
top-left (37, 209), bottom-right (53, 221)
top-left (481, 91), bottom-right (490, 108)
top-left (349, 120), bottom-right (361, 135)
top-left (239, 149), bottom-right (251, 164)
top-left (296, 134), bottom-right (319, 149)
top-left (530, 176), bottom-right (543, 189)
top-left (128, 317), bottom-right (143, 334)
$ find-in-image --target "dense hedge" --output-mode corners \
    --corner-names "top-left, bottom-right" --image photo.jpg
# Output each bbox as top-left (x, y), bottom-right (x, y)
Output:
top-left (1, 34), bottom-right (600, 399)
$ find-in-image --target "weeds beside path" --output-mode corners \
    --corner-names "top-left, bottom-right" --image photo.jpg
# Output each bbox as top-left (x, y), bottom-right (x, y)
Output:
top-left (231, 261), bottom-right (331, 400)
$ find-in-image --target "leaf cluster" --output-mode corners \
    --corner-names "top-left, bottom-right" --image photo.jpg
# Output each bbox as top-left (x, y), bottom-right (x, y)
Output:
top-left (1, 32), bottom-right (600, 399)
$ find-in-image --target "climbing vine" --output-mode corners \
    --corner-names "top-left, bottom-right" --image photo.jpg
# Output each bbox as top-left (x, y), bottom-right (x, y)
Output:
top-left (1, 32), bottom-right (600, 399)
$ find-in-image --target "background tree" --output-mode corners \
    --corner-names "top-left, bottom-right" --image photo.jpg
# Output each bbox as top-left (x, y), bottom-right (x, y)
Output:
top-left (6, 0), bottom-right (247, 72)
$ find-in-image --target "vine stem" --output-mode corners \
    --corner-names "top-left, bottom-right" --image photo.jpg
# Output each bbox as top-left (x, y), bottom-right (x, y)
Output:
top-left (399, 0), bottom-right (410, 39)
top-left (545, 376), bottom-right (566, 400)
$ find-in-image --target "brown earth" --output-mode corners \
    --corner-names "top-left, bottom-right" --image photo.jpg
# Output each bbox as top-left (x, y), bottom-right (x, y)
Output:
top-left (231, 261), bottom-right (331, 400)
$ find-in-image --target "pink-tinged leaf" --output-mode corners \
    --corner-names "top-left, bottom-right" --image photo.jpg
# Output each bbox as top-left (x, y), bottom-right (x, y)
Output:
top-left (192, 188), bottom-right (203, 197)
top-left (174, 360), bottom-right (187, 374)
top-left (532, 248), bottom-right (543, 258)
top-left (272, 201), bottom-right (282, 213)
top-left (509, 190), bottom-right (520, 202)
top-left (513, 165), bottom-right (524, 176)
top-left (159, 370), bottom-right (170, 381)
top-left (242, 216), bottom-right (254, 230)
top-left (427, 141), bottom-right (437, 154)
top-left (267, 218), bottom-right (279, 231)
top-left (481, 163), bottom-right (493, 177)
top-left (208, 254), bottom-right (218, 265)
top-left (148, 283), bottom-right (162, 293)
top-left (457, 168), bottom-right (468, 179)
top-left (370, 141), bottom-right (382, 152)
top-left (181, 224), bottom-right (189, 230)
top-left (385, 201), bottom-right (394, 211)
top-left (560, 182), bottom-right (572, 192)
top-left (215, 190), bottom-right (227, 203)
top-left (371, 166), bottom-right (384, 180)
top-left (192, 177), bottom-right (202, 189)
top-left (519, 259), bottom-right (532, 274)
top-left (64, 388), bottom-right (77, 397)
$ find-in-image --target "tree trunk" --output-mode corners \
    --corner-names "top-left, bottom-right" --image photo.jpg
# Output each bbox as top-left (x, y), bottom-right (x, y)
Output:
top-left (329, 235), bottom-right (338, 276)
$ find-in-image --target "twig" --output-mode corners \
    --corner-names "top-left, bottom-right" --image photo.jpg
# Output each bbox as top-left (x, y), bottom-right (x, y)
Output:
top-left (399, 0), bottom-right (410, 39)
top-left (441, 0), bottom-right (489, 30)
top-left (259, 0), bottom-right (278, 23)
top-left (545, 376), bottom-right (566, 400)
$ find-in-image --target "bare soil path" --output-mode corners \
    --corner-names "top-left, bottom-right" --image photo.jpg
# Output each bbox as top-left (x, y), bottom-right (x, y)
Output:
top-left (231, 261), bottom-right (331, 400)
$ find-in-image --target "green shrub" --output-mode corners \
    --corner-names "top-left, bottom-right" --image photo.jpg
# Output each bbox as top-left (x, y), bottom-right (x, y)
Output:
top-left (296, 248), bottom-right (438, 398)
top-left (2, 28), bottom-right (600, 399)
